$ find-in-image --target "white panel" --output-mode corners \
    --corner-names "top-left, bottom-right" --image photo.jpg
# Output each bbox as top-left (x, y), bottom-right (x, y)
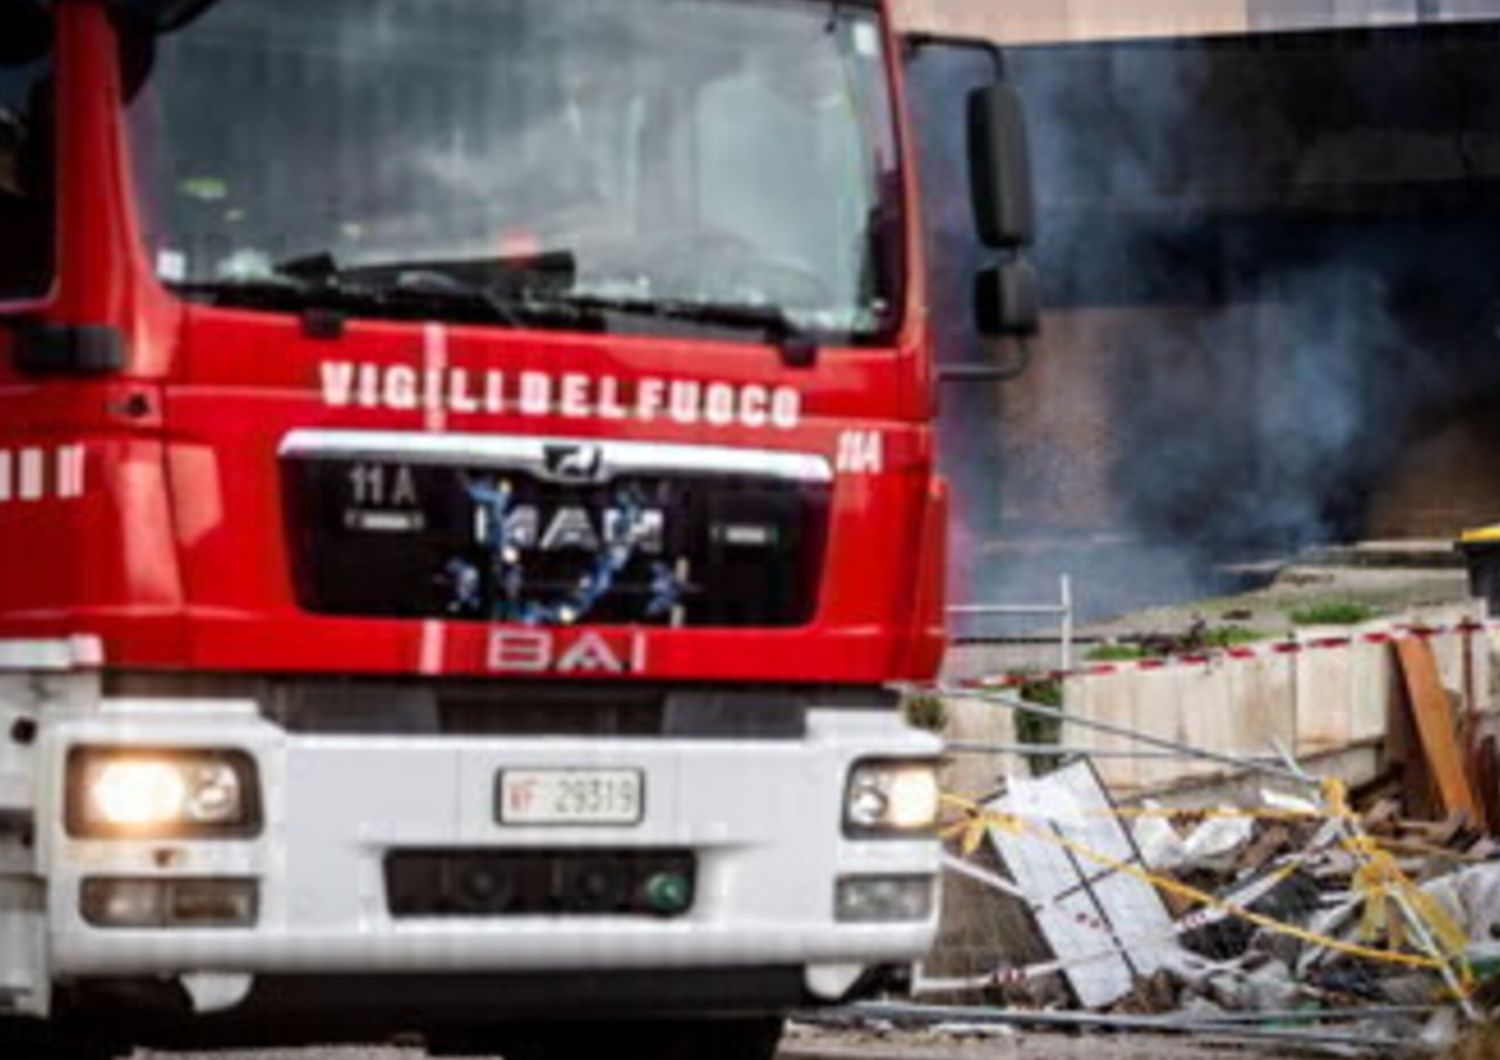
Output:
top-left (1036, 892), bottom-right (1134, 1009)
top-left (986, 800), bottom-right (1079, 901)
top-left (988, 762), bottom-right (1179, 1009)
top-left (1092, 868), bottom-right (1177, 975)
top-left (1048, 762), bottom-right (1136, 865)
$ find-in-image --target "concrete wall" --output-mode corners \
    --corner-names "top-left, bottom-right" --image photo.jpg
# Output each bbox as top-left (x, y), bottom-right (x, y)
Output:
top-left (942, 604), bottom-right (1493, 797)
top-left (893, 0), bottom-right (1246, 44)
top-left (893, 0), bottom-right (1500, 43)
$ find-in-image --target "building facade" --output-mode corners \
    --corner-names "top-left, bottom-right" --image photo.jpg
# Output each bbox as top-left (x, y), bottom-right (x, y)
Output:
top-left (895, 0), bottom-right (1500, 42)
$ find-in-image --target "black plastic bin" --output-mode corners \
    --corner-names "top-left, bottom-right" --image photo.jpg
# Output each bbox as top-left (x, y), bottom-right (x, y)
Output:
top-left (1459, 526), bottom-right (1500, 616)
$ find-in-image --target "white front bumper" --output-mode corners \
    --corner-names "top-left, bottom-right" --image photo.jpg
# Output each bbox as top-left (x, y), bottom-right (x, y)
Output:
top-left (39, 701), bottom-right (939, 988)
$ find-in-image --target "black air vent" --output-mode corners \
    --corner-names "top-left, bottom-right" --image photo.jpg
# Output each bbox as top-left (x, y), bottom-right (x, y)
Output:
top-left (283, 457), bottom-right (830, 628)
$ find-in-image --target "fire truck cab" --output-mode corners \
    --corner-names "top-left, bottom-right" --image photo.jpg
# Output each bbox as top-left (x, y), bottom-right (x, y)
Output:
top-left (0, 0), bottom-right (1035, 1056)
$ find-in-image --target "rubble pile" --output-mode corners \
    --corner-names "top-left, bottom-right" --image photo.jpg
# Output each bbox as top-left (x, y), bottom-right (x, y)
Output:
top-left (901, 628), bottom-right (1500, 1052)
top-left (1116, 794), bottom-right (1500, 1046)
top-left (919, 772), bottom-right (1500, 1052)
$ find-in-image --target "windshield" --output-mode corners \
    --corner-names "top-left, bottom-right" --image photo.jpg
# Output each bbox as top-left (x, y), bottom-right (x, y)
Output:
top-left (124, 0), bottom-right (903, 344)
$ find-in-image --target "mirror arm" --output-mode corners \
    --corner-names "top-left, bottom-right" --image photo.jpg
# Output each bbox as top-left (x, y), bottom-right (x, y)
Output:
top-left (937, 341), bottom-right (1033, 384)
top-left (902, 31), bottom-right (1006, 79)
top-left (107, 0), bottom-right (225, 34)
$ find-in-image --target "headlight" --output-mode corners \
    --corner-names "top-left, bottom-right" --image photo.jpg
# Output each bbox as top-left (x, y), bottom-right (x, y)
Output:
top-left (67, 749), bottom-right (261, 838)
top-left (844, 760), bottom-right (941, 836)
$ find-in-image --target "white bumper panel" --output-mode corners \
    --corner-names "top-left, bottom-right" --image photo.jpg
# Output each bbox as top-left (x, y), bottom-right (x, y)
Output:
top-left (41, 703), bottom-right (940, 979)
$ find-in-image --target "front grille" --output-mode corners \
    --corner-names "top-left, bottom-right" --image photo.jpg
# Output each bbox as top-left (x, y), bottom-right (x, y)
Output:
top-left (386, 849), bottom-right (696, 918)
top-left (282, 440), bottom-right (830, 628)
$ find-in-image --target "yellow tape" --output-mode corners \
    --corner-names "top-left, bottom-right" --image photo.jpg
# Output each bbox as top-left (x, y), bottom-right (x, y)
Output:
top-left (941, 792), bottom-right (1448, 974)
top-left (1321, 779), bottom-right (1473, 989)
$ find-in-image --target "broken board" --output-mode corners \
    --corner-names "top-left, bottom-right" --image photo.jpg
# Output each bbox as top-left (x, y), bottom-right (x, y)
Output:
top-left (1395, 639), bottom-right (1480, 824)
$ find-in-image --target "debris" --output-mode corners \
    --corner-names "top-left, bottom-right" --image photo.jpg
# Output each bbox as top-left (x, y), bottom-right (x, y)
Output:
top-left (1133, 802), bottom-right (1190, 871)
top-left (1244, 961), bottom-right (1306, 1012)
top-left (1179, 813), bottom-right (1256, 873)
top-left (1474, 737), bottom-right (1500, 837)
top-left (1420, 1006), bottom-right (1463, 1051)
top-left (1422, 862), bottom-right (1500, 944)
top-left (928, 653), bottom-right (1500, 1046)
top-left (1237, 823), bottom-right (1294, 875)
top-left (1111, 969), bottom-right (1180, 1015)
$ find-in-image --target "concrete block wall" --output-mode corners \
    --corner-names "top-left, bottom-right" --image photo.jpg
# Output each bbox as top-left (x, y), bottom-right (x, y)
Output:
top-left (942, 604), bottom-right (1492, 798)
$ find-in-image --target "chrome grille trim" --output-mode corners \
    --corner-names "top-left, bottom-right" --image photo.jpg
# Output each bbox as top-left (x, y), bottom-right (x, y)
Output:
top-left (279, 429), bottom-right (833, 484)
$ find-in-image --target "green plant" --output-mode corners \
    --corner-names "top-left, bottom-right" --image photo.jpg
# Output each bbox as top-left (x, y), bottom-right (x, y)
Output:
top-left (1289, 601), bottom-right (1378, 627)
top-left (1012, 672), bottom-right (1064, 776)
top-left (1201, 625), bottom-right (1271, 648)
top-left (904, 694), bottom-right (948, 734)
top-left (1086, 627), bottom-right (1267, 664)
top-left (1087, 643), bottom-right (1148, 662)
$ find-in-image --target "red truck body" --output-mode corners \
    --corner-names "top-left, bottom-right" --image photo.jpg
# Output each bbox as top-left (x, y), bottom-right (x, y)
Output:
top-left (0, 3), bottom-right (1044, 1054)
top-left (0, 2), bottom-right (948, 685)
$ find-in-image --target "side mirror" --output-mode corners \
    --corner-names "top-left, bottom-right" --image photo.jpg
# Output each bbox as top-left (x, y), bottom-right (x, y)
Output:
top-left (976, 259), bottom-right (1040, 339)
top-left (969, 82), bottom-right (1036, 250)
top-left (938, 260), bottom-right (1041, 382)
top-left (0, 0), bottom-right (49, 67)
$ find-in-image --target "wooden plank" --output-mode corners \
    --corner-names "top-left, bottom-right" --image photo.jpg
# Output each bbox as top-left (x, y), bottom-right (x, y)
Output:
top-left (1395, 639), bottom-right (1481, 823)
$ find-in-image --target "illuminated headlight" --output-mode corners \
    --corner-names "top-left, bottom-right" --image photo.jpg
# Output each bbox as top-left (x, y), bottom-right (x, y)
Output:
top-left (843, 760), bottom-right (941, 836)
top-left (836, 875), bottom-right (936, 923)
top-left (68, 749), bottom-right (261, 838)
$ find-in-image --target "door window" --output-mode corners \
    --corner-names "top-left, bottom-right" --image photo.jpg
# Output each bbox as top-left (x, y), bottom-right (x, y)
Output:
top-left (0, 2), bottom-right (54, 301)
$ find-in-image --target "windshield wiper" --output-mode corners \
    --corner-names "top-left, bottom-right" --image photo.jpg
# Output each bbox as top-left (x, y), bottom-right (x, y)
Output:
top-left (558, 295), bottom-right (820, 367)
top-left (266, 255), bottom-right (821, 364)
top-left (268, 252), bottom-right (593, 328)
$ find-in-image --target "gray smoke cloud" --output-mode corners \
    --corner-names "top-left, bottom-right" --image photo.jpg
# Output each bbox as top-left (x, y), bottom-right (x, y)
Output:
top-left (913, 25), bottom-right (1500, 622)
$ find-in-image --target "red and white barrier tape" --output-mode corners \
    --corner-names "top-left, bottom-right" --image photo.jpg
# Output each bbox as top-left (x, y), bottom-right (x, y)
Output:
top-left (962, 617), bottom-right (1497, 691)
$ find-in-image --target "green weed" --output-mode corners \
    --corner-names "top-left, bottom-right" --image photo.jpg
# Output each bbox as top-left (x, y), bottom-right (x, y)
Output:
top-left (1289, 601), bottom-right (1378, 626)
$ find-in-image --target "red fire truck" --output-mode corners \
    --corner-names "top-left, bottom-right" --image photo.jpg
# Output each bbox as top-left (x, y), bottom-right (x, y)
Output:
top-left (0, 0), bottom-right (1036, 1056)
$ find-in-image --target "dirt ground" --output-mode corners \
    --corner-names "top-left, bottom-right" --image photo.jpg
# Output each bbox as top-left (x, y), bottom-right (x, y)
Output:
top-left (140, 1028), bottom-right (1272, 1060)
top-left (781, 1025), bottom-right (1274, 1059)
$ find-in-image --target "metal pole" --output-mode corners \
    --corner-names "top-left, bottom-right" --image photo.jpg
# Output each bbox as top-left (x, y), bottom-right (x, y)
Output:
top-left (1059, 573), bottom-right (1074, 675)
top-left (934, 685), bottom-right (1310, 785)
top-left (947, 740), bottom-right (1285, 761)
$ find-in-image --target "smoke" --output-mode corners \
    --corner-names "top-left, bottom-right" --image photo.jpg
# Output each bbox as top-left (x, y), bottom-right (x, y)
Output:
top-left (914, 24), bottom-right (1500, 620)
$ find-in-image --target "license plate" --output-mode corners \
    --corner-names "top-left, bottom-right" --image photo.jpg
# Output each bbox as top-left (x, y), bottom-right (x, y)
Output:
top-left (497, 769), bottom-right (644, 826)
